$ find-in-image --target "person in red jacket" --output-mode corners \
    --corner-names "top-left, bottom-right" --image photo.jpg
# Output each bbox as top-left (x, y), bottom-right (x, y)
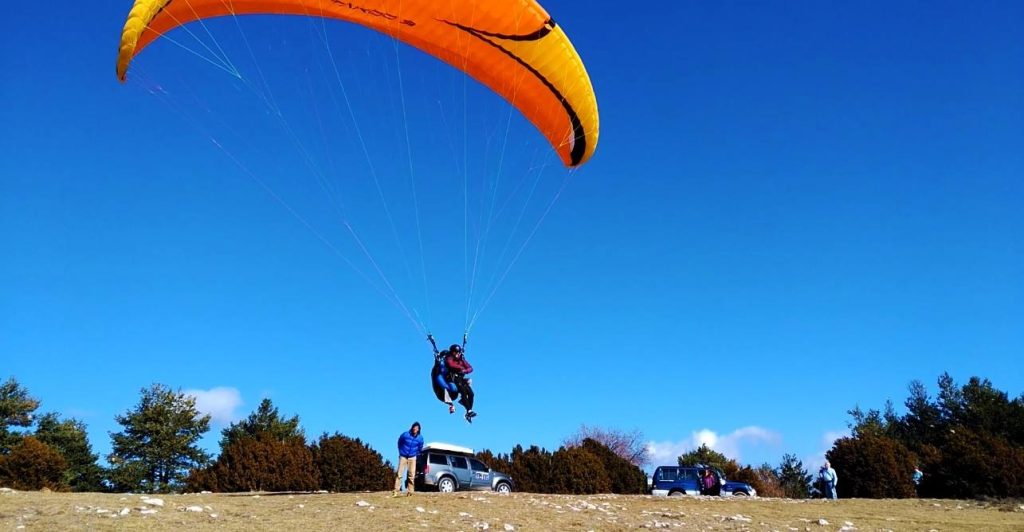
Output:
top-left (445, 344), bottom-right (477, 423)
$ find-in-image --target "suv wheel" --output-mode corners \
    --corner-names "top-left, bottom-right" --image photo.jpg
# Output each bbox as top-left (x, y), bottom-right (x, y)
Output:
top-left (668, 490), bottom-right (684, 497)
top-left (438, 477), bottom-right (456, 493)
top-left (495, 482), bottom-right (512, 494)
top-left (733, 490), bottom-right (750, 497)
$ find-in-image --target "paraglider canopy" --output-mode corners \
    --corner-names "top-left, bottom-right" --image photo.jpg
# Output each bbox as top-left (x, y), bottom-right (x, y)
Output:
top-left (116, 0), bottom-right (599, 167)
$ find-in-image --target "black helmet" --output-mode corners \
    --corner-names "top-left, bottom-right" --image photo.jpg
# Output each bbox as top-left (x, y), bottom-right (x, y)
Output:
top-left (449, 344), bottom-right (463, 354)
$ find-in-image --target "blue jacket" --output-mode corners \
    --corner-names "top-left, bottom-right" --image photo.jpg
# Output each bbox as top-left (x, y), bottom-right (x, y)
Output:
top-left (398, 430), bottom-right (424, 458)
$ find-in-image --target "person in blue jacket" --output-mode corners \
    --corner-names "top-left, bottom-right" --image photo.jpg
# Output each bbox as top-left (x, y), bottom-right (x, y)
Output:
top-left (393, 422), bottom-right (424, 497)
top-left (427, 334), bottom-right (464, 415)
top-left (432, 349), bottom-right (459, 414)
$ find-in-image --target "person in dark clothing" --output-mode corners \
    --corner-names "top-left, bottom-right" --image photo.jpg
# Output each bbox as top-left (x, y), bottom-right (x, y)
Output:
top-left (445, 344), bottom-right (477, 423)
top-left (700, 468), bottom-right (716, 496)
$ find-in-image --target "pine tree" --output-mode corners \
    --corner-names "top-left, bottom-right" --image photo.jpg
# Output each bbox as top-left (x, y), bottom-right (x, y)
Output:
top-left (313, 433), bottom-right (392, 492)
top-left (34, 413), bottom-right (104, 492)
top-left (507, 445), bottom-right (554, 493)
top-left (827, 433), bottom-right (917, 498)
top-left (191, 433), bottom-right (318, 492)
top-left (578, 438), bottom-right (648, 494)
top-left (0, 377), bottom-right (40, 453)
top-left (108, 384), bottom-right (211, 493)
top-left (549, 445), bottom-right (611, 494)
top-left (777, 453), bottom-right (812, 498)
top-left (220, 398), bottom-right (301, 447)
top-left (677, 444), bottom-right (738, 476)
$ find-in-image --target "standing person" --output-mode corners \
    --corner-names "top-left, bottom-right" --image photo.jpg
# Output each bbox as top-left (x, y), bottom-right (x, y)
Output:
top-left (445, 344), bottom-right (477, 423)
top-left (701, 468), bottom-right (716, 496)
top-left (392, 422), bottom-right (423, 497)
top-left (819, 461), bottom-right (838, 499)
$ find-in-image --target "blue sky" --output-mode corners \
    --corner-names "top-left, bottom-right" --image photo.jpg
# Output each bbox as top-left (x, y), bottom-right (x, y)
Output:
top-left (2, 1), bottom-right (1022, 473)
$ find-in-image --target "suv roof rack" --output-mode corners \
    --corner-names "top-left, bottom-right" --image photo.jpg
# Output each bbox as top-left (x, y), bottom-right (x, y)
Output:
top-left (423, 442), bottom-right (475, 455)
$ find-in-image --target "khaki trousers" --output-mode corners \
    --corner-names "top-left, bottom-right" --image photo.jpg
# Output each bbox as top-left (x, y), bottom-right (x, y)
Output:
top-left (394, 456), bottom-right (417, 493)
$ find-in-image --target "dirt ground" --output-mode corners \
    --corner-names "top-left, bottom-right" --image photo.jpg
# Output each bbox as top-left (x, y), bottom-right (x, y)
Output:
top-left (2, 489), bottom-right (1022, 531)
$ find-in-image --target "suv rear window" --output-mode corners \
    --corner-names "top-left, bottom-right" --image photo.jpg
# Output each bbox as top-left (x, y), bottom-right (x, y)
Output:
top-left (429, 454), bottom-right (448, 465)
top-left (449, 456), bottom-right (469, 469)
top-left (657, 467), bottom-right (679, 481)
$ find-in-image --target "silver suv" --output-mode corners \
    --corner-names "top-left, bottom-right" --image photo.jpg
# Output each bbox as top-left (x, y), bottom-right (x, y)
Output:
top-left (415, 443), bottom-right (514, 493)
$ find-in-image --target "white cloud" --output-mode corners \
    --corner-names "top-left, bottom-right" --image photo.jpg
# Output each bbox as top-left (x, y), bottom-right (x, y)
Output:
top-left (803, 429), bottom-right (850, 470)
top-left (185, 387), bottom-right (243, 425)
top-left (822, 430), bottom-right (848, 447)
top-left (646, 426), bottom-right (781, 465)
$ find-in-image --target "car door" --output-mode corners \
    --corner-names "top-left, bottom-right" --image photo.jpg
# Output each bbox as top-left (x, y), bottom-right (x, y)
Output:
top-left (681, 468), bottom-right (701, 495)
top-left (448, 455), bottom-right (473, 489)
top-left (468, 458), bottom-right (492, 490)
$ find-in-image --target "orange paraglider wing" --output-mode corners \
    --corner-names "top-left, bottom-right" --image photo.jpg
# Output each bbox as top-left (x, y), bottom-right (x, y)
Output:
top-left (117, 0), bottom-right (599, 166)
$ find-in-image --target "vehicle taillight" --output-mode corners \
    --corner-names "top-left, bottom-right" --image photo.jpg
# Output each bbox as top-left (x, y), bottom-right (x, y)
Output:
top-left (423, 464), bottom-right (430, 474)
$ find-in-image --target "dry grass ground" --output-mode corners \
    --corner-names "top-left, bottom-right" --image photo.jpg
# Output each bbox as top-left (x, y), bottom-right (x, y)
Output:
top-left (2, 489), bottom-right (1022, 531)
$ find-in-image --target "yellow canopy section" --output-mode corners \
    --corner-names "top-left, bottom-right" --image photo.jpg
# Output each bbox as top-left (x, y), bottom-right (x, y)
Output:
top-left (117, 0), bottom-right (599, 167)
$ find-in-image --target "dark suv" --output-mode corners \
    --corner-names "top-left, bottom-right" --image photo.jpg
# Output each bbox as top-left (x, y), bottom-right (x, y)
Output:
top-left (415, 443), bottom-right (514, 493)
top-left (650, 465), bottom-right (757, 497)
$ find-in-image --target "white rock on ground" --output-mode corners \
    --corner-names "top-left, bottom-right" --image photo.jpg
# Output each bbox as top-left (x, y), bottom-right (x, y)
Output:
top-left (459, 512), bottom-right (473, 517)
top-left (183, 506), bottom-right (204, 512)
top-left (817, 518), bottom-right (829, 525)
top-left (415, 507), bottom-right (425, 513)
top-left (0, 488), bottom-right (14, 494)
top-left (119, 508), bottom-right (130, 516)
top-left (140, 509), bottom-right (158, 515)
top-left (504, 524), bottom-right (515, 531)
top-left (355, 500), bottom-right (371, 507)
top-left (141, 497), bottom-right (164, 507)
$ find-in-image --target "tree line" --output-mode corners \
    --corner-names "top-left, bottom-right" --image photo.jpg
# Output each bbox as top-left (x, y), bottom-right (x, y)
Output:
top-left (1, 373), bottom-right (1021, 498)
